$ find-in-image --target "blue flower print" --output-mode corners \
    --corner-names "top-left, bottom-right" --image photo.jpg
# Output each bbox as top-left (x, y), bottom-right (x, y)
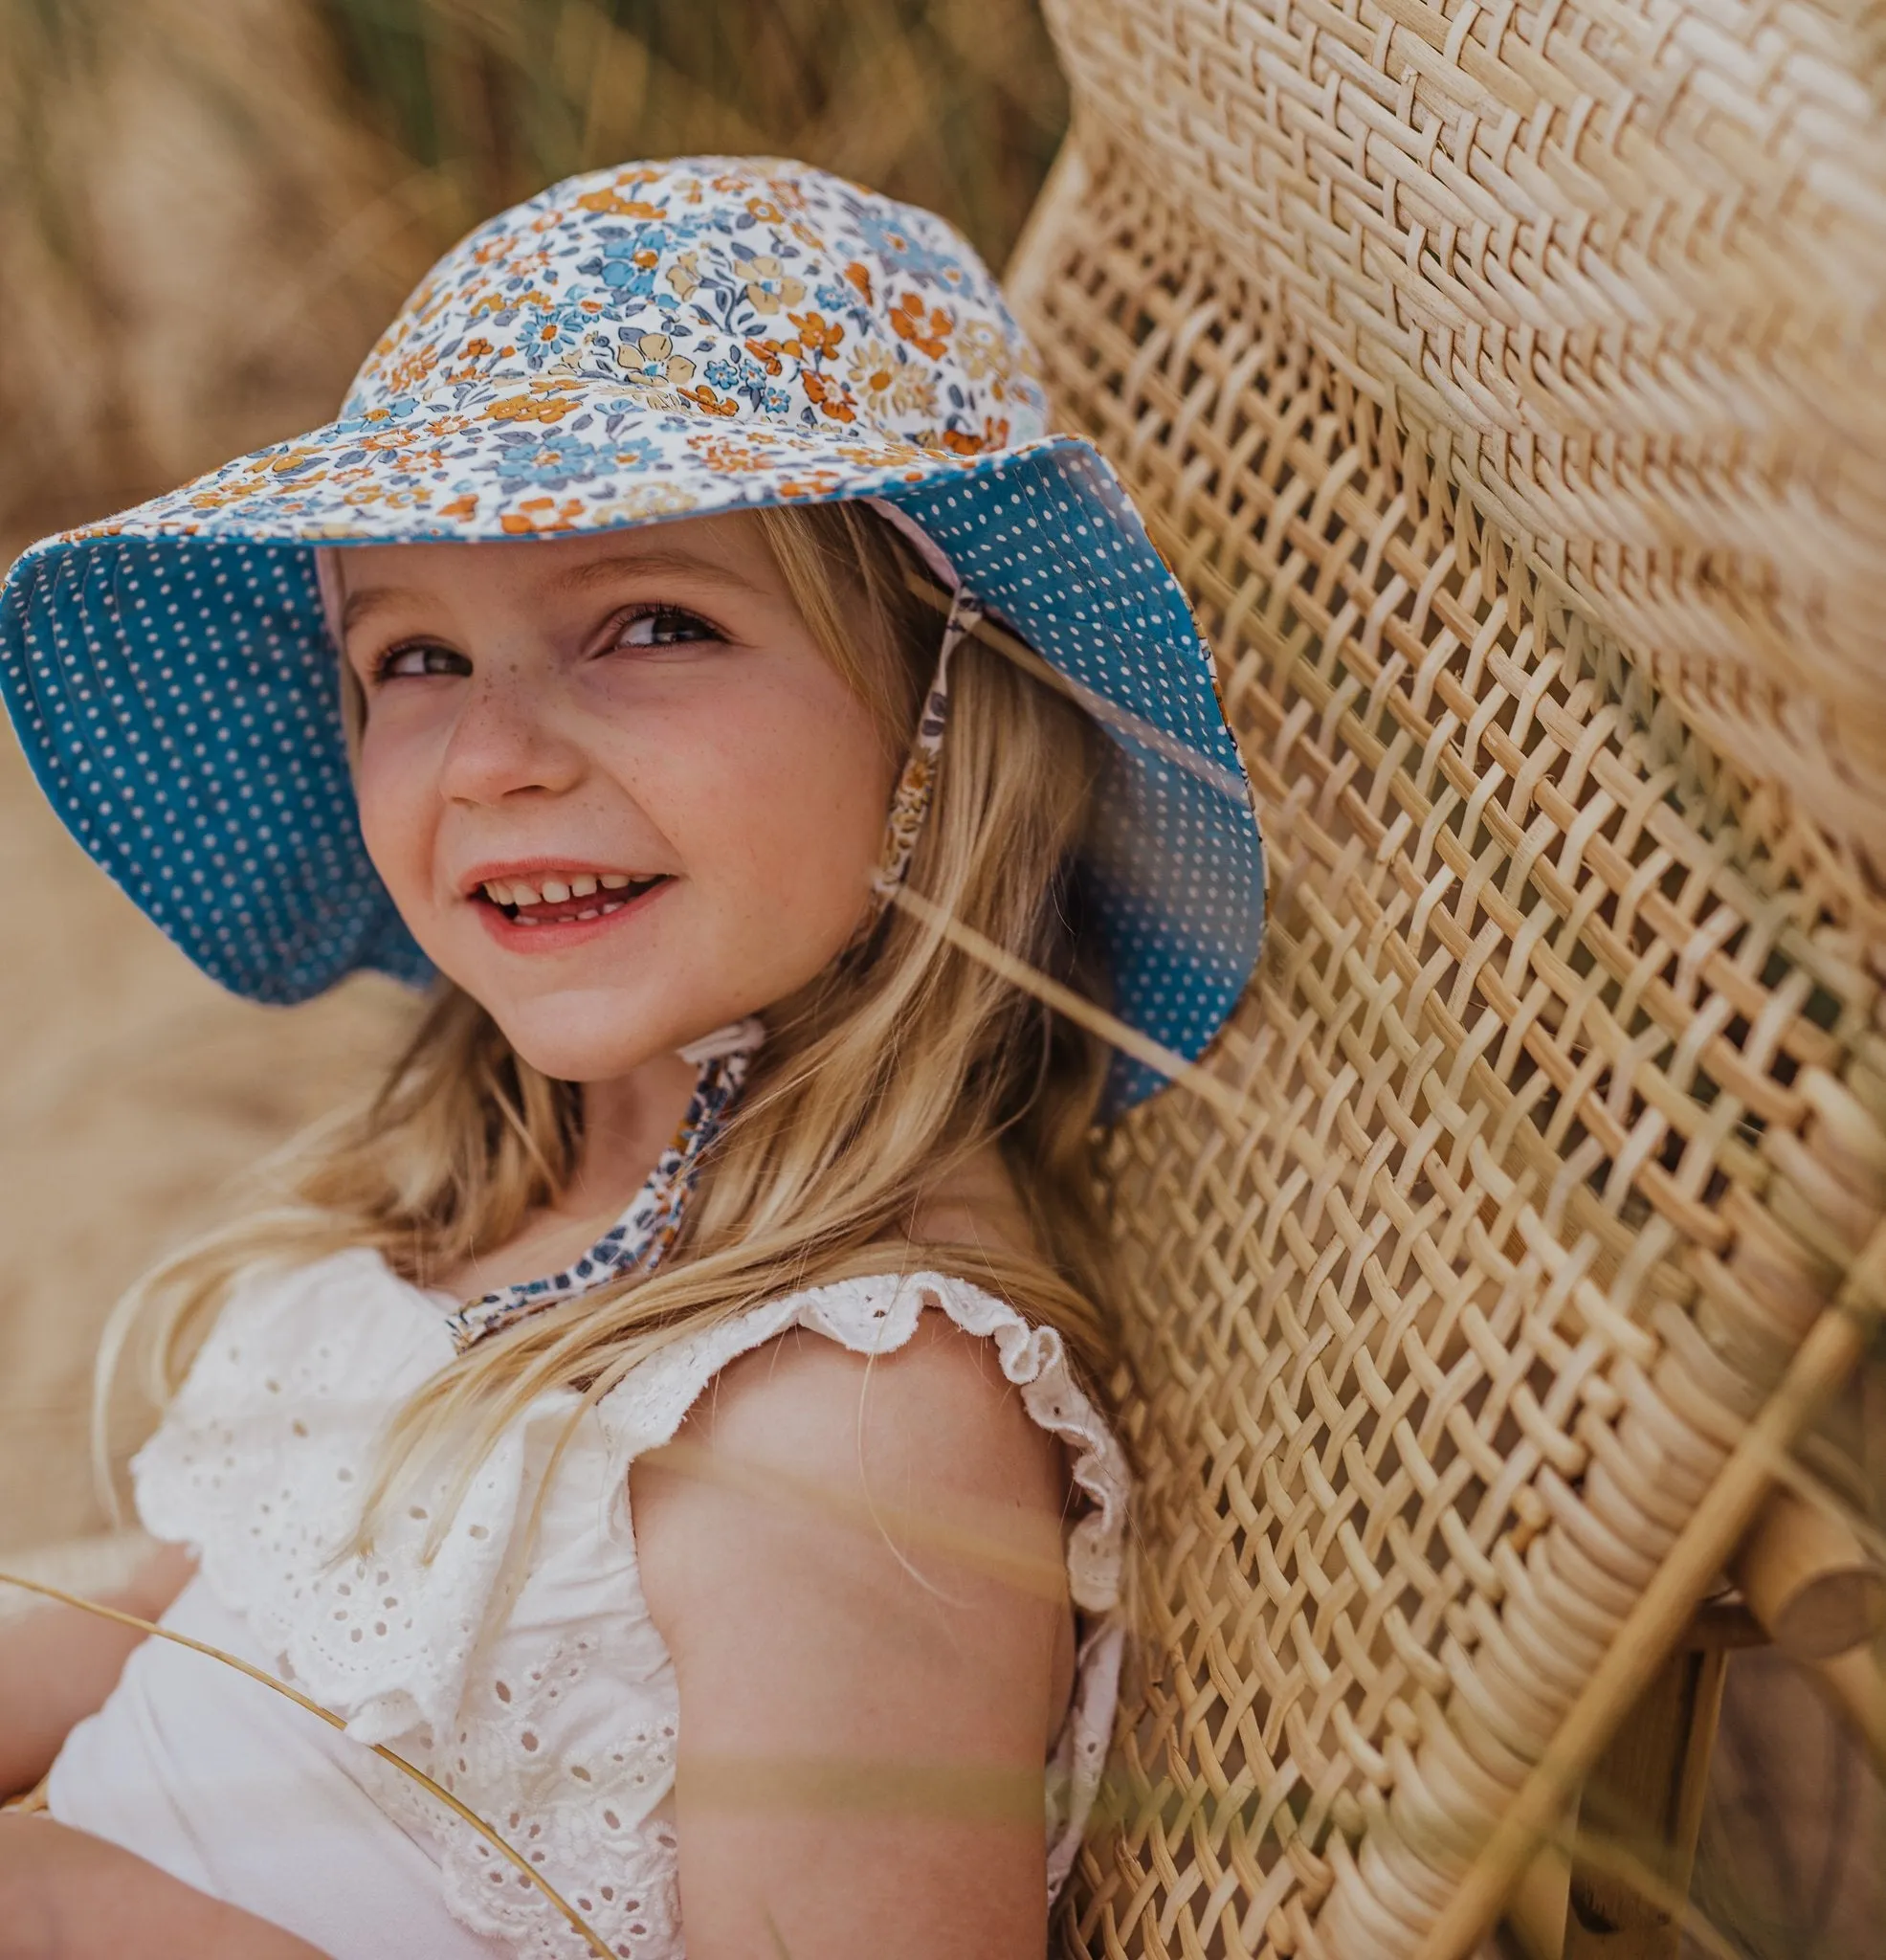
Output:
top-left (578, 233), bottom-right (660, 299)
top-left (519, 301), bottom-right (606, 371)
top-left (332, 397), bottom-right (419, 436)
top-left (854, 207), bottom-right (967, 290)
top-left (704, 358), bottom-right (743, 390)
top-left (490, 433), bottom-right (660, 490)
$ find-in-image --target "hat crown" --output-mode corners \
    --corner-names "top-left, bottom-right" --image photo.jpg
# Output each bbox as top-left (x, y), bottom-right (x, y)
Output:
top-left (342, 157), bottom-right (1048, 463)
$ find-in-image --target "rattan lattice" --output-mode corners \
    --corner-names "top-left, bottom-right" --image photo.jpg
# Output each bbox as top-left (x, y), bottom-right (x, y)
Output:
top-left (1004, 20), bottom-right (1886, 1949)
top-left (1029, 0), bottom-right (1886, 949)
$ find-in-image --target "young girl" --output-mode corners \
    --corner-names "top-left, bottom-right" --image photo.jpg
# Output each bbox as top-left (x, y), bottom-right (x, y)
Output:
top-left (0, 159), bottom-right (1264, 1960)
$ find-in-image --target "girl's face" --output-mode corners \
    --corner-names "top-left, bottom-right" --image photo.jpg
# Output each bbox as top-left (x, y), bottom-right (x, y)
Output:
top-left (338, 517), bottom-right (898, 1083)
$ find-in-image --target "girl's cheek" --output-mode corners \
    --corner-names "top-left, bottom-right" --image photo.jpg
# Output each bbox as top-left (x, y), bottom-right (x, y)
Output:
top-left (719, 742), bottom-right (886, 927)
top-left (352, 730), bottom-right (438, 905)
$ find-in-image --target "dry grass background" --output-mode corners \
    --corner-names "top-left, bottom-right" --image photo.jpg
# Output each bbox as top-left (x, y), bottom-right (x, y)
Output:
top-left (0, 6), bottom-right (1875, 1953)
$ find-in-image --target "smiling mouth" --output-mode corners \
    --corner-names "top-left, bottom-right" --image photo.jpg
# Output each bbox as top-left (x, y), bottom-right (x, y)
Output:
top-left (477, 870), bottom-right (671, 927)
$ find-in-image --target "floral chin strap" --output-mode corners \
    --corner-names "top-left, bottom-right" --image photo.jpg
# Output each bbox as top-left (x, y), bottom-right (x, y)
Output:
top-left (860, 584), bottom-right (984, 936)
top-left (447, 583), bottom-right (983, 1352)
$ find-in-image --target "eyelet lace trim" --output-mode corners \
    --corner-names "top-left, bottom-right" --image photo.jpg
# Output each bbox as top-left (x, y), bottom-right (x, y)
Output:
top-left (133, 1253), bottom-right (1129, 1957)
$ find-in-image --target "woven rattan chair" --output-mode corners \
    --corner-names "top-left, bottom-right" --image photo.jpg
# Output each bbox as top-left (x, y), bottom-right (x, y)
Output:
top-left (1003, 2), bottom-right (1886, 1954)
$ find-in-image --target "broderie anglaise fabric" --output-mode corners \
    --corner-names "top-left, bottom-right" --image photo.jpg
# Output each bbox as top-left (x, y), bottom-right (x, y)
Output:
top-left (132, 1251), bottom-right (1129, 1959)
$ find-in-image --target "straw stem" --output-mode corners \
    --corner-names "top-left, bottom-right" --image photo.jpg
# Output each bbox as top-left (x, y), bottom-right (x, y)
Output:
top-left (0, 1570), bottom-right (612, 1959)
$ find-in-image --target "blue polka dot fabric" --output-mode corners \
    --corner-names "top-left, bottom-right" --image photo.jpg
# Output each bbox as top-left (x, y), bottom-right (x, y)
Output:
top-left (0, 157), bottom-right (1264, 1118)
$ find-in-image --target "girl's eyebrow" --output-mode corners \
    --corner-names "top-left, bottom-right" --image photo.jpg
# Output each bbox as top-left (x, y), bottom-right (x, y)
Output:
top-left (338, 548), bottom-right (766, 633)
top-left (548, 548), bottom-right (769, 596)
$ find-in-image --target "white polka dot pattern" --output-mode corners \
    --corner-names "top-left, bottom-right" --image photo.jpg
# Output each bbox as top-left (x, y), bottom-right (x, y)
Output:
top-left (0, 157), bottom-right (1264, 1114)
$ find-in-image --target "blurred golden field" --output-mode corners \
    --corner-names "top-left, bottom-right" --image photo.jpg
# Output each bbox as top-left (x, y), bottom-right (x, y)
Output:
top-left (0, 0), bottom-right (1067, 1553)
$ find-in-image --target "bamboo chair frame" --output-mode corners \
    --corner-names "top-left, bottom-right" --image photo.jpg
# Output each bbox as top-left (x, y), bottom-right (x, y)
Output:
top-left (1004, 3), bottom-right (1886, 1954)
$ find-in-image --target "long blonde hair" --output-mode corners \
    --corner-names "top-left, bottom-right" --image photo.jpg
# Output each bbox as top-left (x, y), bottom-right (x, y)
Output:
top-left (107, 501), bottom-right (1116, 1531)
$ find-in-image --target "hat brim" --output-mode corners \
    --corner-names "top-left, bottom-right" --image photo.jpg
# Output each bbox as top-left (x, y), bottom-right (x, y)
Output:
top-left (1, 408), bottom-right (1263, 1116)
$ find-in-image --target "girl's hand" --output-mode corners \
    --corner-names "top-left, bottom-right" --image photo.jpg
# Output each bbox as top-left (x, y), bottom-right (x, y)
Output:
top-left (0, 1543), bottom-right (196, 1799)
top-left (0, 1816), bottom-right (330, 1960)
top-left (633, 1314), bottom-right (1077, 1960)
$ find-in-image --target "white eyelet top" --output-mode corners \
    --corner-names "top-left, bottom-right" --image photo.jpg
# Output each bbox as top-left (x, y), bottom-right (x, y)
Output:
top-left (48, 1249), bottom-right (1129, 1960)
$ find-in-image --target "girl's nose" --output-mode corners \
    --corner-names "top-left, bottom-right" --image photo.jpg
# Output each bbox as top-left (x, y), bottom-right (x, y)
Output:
top-left (435, 664), bottom-right (586, 805)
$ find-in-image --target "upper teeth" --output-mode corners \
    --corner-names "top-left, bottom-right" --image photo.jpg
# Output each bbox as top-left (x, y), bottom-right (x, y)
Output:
top-left (483, 872), bottom-right (641, 906)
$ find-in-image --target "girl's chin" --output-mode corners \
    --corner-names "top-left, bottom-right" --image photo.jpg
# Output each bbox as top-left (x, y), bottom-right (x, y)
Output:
top-left (457, 977), bottom-right (744, 1085)
top-left (489, 1011), bottom-right (697, 1086)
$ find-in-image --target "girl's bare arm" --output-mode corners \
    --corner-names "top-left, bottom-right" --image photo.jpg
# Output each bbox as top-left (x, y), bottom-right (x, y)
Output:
top-left (633, 1317), bottom-right (1077, 1960)
top-left (0, 1542), bottom-right (196, 1797)
top-left (0, 1816), bottom-right (329, 1960)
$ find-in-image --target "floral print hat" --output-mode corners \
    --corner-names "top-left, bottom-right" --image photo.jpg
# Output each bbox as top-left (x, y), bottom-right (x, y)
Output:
top-left (0, 156), bottom-right (1264, 1115)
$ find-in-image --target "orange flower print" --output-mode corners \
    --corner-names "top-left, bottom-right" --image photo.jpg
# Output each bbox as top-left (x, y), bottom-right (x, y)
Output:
top-left (777, 469), bottom-right (845, 500)
top-left (577, 188), bottom-right (664, 220)
top-left (679, 384), bottom-right (742, 418)
top-left (745, 197), bottom-right (783, 223)
top-left (692, 434), bottom-right (781, 475)
top-left (743, 337), bottom-right (785, 377)
top-left (802, 371), bottom-right (858, 424)
top-left (384, 344), bottom-right (440, 395)
top-left (619, 332), bottom-right (697, 388)
top-left (890, 292), bottom-right (953, 360)
top-left (785, 311), bottom-right (844, 363)
top-left (832, 439), bottom-right (930, 470)
top-left (439, 492), bottom-right (479, 522)
top-left (189, 481), bottom-right (266, 511)
top-left (499, 496), bottom-right (585, 534)
top-left (936, 416), bottom-right (1010, 457)
top-left (472, 285), bottom-right (551, 319)
top-left (262, 447), bottom-right (329, 479)
top-left (355, 421), bottom-right (433, 455)
top-left (743, 255), bottom-right (808, 315)
top-left (486, 393), bottom-right (580, 425)
top-left (844, 260), bottom-right (875, 305)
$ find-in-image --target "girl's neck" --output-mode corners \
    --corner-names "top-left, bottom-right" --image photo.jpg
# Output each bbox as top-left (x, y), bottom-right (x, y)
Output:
top-left (569, 1050), bottom-right (700, 1217)
top-left (435, 1048), bottom-right (700, 1302)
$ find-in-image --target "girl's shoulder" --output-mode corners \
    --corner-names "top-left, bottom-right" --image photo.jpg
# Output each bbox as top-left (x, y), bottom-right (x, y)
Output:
top-left (150, 1250), bottom-right (1128, 1619)
top-left (594, 1267), bottom-right (1128, 1616)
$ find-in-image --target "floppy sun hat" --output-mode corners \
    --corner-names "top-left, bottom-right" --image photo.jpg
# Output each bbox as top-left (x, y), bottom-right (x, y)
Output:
top-left (0, 155), bottom-right (1264, 1116)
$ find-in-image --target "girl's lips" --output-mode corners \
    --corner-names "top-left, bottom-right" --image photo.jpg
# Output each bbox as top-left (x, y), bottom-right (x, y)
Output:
top-left (474, 874), bottom-right (673, 951)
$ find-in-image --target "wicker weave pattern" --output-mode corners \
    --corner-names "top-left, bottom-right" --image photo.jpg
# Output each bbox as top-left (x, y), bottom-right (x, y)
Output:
top-left (1033, 0), bottom-right (1886, 946)
top-left (1007, 135), bottom-right (1886, 1957)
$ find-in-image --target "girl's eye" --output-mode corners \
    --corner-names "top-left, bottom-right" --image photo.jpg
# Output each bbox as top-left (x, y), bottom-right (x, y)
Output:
top-left (375, 642), bottom-right (471, 681)
top-left (615, 606), bottom-right (720, 650)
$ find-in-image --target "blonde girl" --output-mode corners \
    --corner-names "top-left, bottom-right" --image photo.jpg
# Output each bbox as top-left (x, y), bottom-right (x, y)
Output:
top-left (0, 159), bottom-right (1264, 1960)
